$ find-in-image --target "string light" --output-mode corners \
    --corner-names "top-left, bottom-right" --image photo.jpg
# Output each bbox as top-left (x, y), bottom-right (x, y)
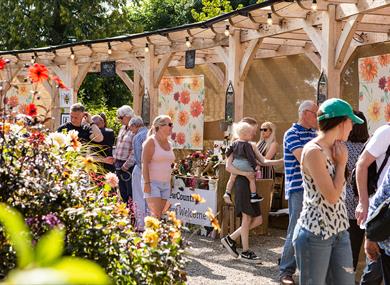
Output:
top-left (185, 37), bottom-right (192, 48)
top-left (70, 47), bottom-right (75, 60)
top-left (30, 56), bottom-right (35, 64)
top-left (224, 25), bottom-right (230, 37)
top-left (267, 13), bottom-right (273, 25)
top-left (107, 42), bottom-right (112, 55)
top-left (311, 0), bottom-right (317, 11)
top-left (144, 43), bottom-right (149, 53)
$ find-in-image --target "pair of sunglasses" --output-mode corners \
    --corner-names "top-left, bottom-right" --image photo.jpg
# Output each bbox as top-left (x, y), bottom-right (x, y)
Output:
top-left (161, 122), bottom-right (173, 127)
top-left (260, 128), bottom-right (269, 132)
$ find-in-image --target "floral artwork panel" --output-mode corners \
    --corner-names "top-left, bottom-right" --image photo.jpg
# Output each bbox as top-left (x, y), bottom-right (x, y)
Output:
top-left (158, 75), bottom-right (205, 150)
top-left (358, 54), bottom-right (390, 134)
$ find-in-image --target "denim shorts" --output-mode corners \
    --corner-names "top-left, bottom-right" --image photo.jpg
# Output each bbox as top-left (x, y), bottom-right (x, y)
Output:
top-left (143, 180), bottom-right (171, 200)
top-left (232, 158), bottom-right (254, 172)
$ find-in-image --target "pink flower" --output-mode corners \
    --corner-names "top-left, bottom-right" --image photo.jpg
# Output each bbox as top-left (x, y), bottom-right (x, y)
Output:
top-left (105, 172), bottom-right (119, 188)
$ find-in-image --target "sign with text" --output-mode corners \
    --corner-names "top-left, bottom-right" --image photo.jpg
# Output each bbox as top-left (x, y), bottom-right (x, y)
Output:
top-left (169, 176), bottom-right (217, 227)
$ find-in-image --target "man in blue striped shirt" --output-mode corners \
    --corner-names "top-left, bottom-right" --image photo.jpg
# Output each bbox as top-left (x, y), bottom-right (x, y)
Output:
top-left (279, 100), bottom-right (318, 285)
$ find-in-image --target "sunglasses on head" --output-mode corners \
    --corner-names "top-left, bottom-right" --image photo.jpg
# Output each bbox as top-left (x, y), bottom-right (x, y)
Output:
top-left (260, 128), bottom-right (269, 132)
top-left (117, 116), bottom-right (124, 120)
top-left (160, 122), bottom-right (173, 127)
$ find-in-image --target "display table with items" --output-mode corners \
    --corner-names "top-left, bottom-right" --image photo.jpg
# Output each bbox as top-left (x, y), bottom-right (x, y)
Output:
top-left (168, 151), bottom-right (275, 238)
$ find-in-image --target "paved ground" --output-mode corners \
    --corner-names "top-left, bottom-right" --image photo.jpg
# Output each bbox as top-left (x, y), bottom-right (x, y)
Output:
top-left (185, 228), bottom-right (289, 285)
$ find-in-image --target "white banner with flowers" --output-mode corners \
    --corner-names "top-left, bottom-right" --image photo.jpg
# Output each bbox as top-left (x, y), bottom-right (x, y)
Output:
top-left (169, 176), bottom-right (217, 227)
top-left (158, 75), bottom-right (205, 150)
top-left (358, 54), bottom-right (390, 134)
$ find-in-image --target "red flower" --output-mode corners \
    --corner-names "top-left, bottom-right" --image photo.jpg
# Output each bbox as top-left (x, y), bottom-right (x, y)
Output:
top-left (179, 90), bottom-right (191, 105)
top-left (190, 100), bottom-right (203, 117)
top-left (28, 63), bottom-right (49, 83)
top-left (26, 103), bottom-right (38, 117)
top-left (29, 131), bottom-right (45, 146)
top-left (0, 58), bottom-right (6, 70)
top-left (171, 132), bottom-right (177, 141)
top-left (176, 132), bottom-right (186, 145)
top-left (52, 76), bottom-right (68, 90)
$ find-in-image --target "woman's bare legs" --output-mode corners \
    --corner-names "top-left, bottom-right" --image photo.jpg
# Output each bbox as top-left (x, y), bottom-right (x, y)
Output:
top-left (146, 197), bottom-right (165, 219)
top-left (230, 214), bottom-right (263, 251)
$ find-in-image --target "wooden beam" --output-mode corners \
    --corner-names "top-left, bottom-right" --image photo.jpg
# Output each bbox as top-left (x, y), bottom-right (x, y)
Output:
top-left (116, 69), bottom-right (134, 93)
top-left (337, 0), bottom-right (390, 20)
top-left (322, 4), bottom-right (342, 98)
top-left (206, 63), bottom-right (225, 87)
top-left (154, 52), bottom-right (174, 87)
top-left (302, 21), bottom-right (323, 54)
top-left (335, 14), bottom-right (363, 68)
top-left (215, 46), bottom-right (229, 66)
top-left (144, 44), bottom-right (158, 122)
top-left (240, 38), bottom-right (263, 80)
top-left (133, 71), bottom-right (142, 115)
top-left (304, 50), bottom-right (321, 70)
top-left (74, 63), bottom-right (91, 92)
top-left (240, 19), bottom-right (307, 42)
top-left (228, 30), bottom-right (244, 121)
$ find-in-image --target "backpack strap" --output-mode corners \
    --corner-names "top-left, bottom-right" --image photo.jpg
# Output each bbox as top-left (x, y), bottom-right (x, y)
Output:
top-left (377, 144), bottom-right (390, 178)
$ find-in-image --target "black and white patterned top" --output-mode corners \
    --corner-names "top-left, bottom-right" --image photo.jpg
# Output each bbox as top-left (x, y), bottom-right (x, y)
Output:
top-left (298, 145), bottom-right (349, 239)
top-left (345, 141), bottom-right (365, 220)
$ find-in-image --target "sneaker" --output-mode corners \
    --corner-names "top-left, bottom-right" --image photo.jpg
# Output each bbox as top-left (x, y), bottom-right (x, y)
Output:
top-left (279, 275), bottom-right (295, 285)
top-left (223, 192), bottom-right (233, 204)
top-left (250, 193), bottom-right (264, 203)
top-left (221, 235), bottom-right (239, 258)
top-left (239, 250), bottom-right (262, 264)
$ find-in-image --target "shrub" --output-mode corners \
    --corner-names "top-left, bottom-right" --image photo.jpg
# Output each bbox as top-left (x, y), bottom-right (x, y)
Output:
top-left (0, 119), bottom-right (187, 284)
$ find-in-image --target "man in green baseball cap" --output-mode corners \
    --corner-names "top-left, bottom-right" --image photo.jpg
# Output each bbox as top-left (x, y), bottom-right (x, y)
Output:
top-left (317, 98), bottom-right (364, 124)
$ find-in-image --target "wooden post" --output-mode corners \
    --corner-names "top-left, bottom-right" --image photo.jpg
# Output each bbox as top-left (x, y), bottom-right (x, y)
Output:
top-left (228, 29), bottom-right (244, 121)
top-left (321, 5), bottom-right (341, 98)
top-left (144, 44), bottom-right (158, 122)
top-left (133, 71), bottom-right (142, 115)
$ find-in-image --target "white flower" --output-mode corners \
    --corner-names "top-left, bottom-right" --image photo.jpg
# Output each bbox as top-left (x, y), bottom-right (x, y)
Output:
top-left (47, 132), bottom-right (68, 147)
top-left (105, 172), bottom-right (119, 188)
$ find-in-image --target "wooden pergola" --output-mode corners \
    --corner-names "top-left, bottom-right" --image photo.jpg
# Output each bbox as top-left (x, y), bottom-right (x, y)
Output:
top-left (1, 0), bottom-right (390, 125)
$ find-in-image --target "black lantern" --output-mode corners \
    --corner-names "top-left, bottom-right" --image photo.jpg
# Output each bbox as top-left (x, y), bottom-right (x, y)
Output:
top-left (185, 50), bottom-right (196, 69)
top-left (141, 88), bottom-right (150, 126)
top-left (317, 71), bottom-right (328, 105)
top-left (225, 81), bottom-right (235, 124)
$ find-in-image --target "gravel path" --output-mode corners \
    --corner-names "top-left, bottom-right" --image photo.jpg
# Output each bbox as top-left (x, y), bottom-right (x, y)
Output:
top-left (185, 228), bottom-right (289, 285)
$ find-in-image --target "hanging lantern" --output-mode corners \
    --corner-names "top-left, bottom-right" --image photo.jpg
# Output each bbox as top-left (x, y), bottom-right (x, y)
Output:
top-left (225, 81), bottom-right (235, 124)
top-left (317, 71), bottom-right (328, 105)
top-left (141, 88), bottom-right (150, 126)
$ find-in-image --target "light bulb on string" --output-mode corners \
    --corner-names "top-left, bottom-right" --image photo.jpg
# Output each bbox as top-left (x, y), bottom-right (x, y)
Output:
top-left (144, 43), bottom-right (149, 53)
top-left (70, 48), bottom-right (75, 60)
top-left (267, 13), bottom-right (273, 25)
top-left (30, 56), bottom-right (35, 64)
top-left (311, 0), bottom-right (318, 11)
top-left (107, 42), bottom-right (112, 55)
top-left (185, 37), bottom-right (192, 48)
top-left (224, 25), bottom-right (230, 37)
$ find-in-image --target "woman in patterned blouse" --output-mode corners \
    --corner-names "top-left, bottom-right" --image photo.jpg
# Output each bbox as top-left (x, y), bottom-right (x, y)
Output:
top-left (292, 99), bottom-right (364, 285)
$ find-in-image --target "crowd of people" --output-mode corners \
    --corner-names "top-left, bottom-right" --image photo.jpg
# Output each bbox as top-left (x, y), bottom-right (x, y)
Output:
top-left (220, 99), bottom-right (389, 285)
top-left (58, 99), bottom-right (390, 285)
top-left (57, 103), bottom-right (175, 231)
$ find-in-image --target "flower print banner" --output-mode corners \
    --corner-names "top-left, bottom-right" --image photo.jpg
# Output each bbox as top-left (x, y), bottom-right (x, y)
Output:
top-left (158, 75), bottom-right (205, 150)
top-left (359, 54), bottom-right (390, 134)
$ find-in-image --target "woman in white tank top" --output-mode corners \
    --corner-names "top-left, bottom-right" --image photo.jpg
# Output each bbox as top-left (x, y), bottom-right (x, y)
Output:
top-left (142, 115), bottom-right (175, 218)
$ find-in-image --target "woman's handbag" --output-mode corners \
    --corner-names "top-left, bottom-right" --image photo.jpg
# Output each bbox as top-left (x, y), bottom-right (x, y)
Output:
top-left (366, 198), bottom-right (390, 242)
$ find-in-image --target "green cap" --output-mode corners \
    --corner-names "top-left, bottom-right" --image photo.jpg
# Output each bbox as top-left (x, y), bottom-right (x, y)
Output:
top-left (317, 98), bottom-right (364, 124)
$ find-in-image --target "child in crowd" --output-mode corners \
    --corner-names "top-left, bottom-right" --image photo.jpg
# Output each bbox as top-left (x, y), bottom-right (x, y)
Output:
top-left (223, 121), bottom-right (282, 204)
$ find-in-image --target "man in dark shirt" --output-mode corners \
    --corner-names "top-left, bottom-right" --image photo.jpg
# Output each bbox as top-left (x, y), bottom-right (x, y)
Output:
top-left (57, 103), bottom-right (103, 143)
top-left (92, 114), bottom-right (115, 172)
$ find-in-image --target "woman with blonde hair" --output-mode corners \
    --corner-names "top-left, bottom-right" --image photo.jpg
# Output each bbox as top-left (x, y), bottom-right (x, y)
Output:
top-left (257, 121), bottom-right (279, 179)
top-left (142, 115), bottom-right (175, 218)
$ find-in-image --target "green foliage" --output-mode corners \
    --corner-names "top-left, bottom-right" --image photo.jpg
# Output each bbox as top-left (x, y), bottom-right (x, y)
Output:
top-left (127, 0), bottom-right (195, 31)
top-left (0, 203), bottom-right (111, 285)
top-left (0, 121), bottom-right (187, 284)
top-left (192, 0), bottom-right (237, 21)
